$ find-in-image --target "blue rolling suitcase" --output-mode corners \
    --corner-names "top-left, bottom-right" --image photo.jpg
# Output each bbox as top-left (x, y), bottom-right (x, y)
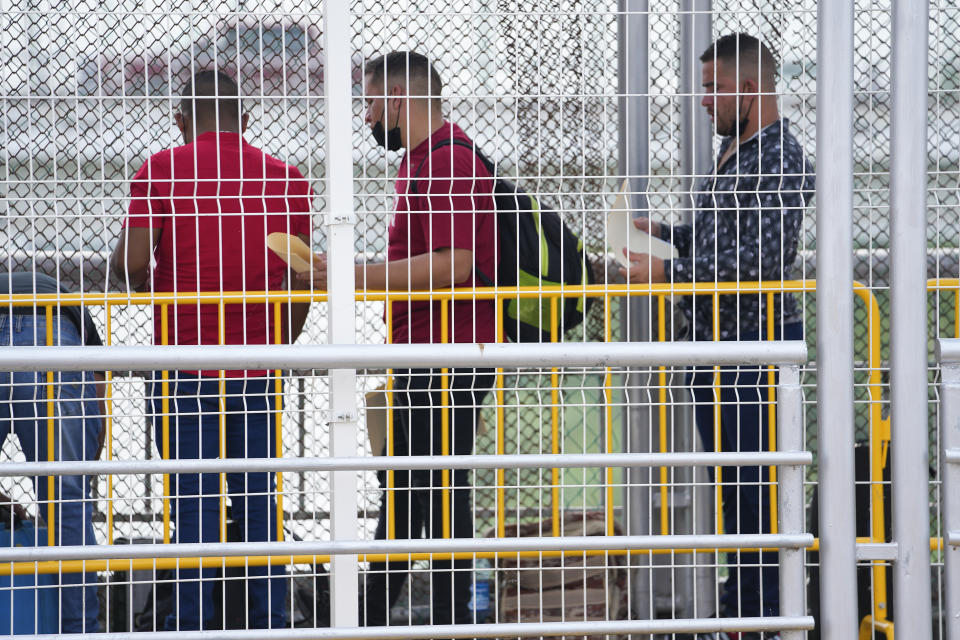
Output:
top-left (0, 520), bottom-right (58, 634)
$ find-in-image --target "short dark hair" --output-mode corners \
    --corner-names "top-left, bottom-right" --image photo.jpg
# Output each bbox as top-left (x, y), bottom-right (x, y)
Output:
top-left (364, 51), bottom-right (443, 101)
top-left (179, 69), bottom-right (242, 123)
top-left (700, 33), bottom-right (778, 86)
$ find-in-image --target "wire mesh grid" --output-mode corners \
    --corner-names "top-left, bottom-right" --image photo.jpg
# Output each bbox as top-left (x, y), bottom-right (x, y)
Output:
top-left (0, 0), bottom-right (816, 636)
top-left (0, 0), bottom-right (952, 637)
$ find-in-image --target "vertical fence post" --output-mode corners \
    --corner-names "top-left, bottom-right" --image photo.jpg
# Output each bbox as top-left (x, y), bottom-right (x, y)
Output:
top-left (678, 0), bottom-right (714, 618)
top-left (777, 363), bottom-right (804, 640)
top-left (939, 344), bottom-right (960, 640)
top-left (679, 0), bottom-right (712, 206)
top-left (322, 2), bottom-right (360, 629)
top-left (890, 1), bottom-right (934, 638)
top-left (618, 0), bottom-right (653, 627)
top-left (815, 2), bottom-right (859, 639)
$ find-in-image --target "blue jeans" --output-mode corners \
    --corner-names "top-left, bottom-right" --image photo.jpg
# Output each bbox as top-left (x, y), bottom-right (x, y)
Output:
top-left (0, 313), bottom-right (101, 633)
top-left (688, 321), bottom-right (803, 618)
top-left (149, 372), bottom-right (286, 630)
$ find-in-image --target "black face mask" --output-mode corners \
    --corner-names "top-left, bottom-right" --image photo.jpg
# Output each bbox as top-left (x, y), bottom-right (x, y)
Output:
top-left (371, 107), bottom-right (403, 151)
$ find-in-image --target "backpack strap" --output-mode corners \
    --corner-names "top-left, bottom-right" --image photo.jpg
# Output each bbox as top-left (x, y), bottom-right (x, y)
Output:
top-left (409, 138), bottom-right (496, 194)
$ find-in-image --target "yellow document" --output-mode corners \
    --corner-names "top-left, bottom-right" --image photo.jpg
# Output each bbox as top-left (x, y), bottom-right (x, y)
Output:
top-left (266, 232), bottom-right (319, 274)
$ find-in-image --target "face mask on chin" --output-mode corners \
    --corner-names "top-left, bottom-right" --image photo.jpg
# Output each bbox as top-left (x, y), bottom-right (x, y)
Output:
top-left (371, 106), bottom-right (403, 151)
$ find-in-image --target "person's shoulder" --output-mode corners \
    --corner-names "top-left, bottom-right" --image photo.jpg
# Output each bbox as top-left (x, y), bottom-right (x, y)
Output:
top-left (137, 142), bottom-right (195, 176)
top-left (250, 146), bottom-right (312, 196)
top-left (778, 120), bottom-right (805, 147)
top-left (753, 122), bottom-right (805, 173)
top-left (427, 128), bottom-right (491, 178)
top-left (253, 145), bottom-right (304, 177)
top-left (143, 145), bottom-right (180, 169)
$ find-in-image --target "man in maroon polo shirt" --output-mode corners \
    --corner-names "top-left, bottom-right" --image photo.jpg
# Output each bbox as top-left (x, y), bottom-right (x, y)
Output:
top-left (111, 69), bottom-right (312, 630)
top-left (310, 51), bottom-right (497, 630)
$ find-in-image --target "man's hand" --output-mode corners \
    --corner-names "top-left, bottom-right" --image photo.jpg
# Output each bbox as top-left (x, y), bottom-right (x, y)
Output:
top-left (0, 491), bottom-right (30, 523)
top-left (620, 249), bottom-right (666, 284)
top-left (633, 216), bottom-right (661, 238)
top-left (294, 253), bottom-right (328, 291)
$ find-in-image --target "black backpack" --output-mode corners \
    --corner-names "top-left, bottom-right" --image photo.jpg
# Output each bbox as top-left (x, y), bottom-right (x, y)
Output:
top-left (411, 138), bottom-right (594, 342)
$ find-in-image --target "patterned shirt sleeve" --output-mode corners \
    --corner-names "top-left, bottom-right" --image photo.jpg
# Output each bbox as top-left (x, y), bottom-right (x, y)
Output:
top-left (666, 235), bottom-right (739, 282)
top-left (660, 222), bottom-right (693, 257)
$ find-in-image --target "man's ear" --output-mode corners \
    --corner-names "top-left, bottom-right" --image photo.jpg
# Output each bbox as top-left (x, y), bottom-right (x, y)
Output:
top-left (241, 112), bottom-right (249, 133)
top-left (174, 111), bottom-right (190, 143)
top-left (741, 77), bottom-right (759, 96)
top-left (388, 84), bottom-right (404, 113)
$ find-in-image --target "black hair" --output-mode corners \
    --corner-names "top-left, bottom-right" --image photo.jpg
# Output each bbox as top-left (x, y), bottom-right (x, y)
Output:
top-left (363, 50), bottom-right (443, 100)
top-left (179, 69), bottom-right (242, 124)
top-left (700, 33), bottom-right (778, 84)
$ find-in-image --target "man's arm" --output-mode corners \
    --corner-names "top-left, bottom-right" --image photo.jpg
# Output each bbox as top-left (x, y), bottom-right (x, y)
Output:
top-left (358, 248), bottom-right (473, 291)
top-left (664, 173), bottom-right (805, 284)
top-left (625, 169), bottom-right (807, 285)
top-left (653, 221), bottom-right (693, 257)
top-left (304, 248), bottom-right (473, 292)
top-left (110, 226), bottom-right (161, 292)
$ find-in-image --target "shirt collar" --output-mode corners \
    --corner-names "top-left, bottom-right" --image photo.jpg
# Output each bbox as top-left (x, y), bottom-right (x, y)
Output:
top-left (716, 118), bottom-right (786, 166)
top-left (722, 118), bottom-right (785, 150)
top-left (196, 130), bottom-right (244, 143)
top-left (407, 120), bottom-right (453, 158)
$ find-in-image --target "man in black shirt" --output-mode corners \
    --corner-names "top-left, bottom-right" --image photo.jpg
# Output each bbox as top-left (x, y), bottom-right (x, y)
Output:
top-left (0, 271), bottom-right (104, 633)
top-left (622, 34), bottom-right (814, 633)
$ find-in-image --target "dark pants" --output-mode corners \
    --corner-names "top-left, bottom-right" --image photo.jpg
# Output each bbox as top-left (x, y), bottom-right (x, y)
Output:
top-left (362, 368), bottom-right (494, 628)
top-left (688, 321), bottom-right (803, 618)
top-left (149, 372), bottom-right (286, 630)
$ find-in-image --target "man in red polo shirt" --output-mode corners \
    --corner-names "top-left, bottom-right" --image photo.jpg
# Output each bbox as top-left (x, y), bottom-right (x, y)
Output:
top-left (111, 69), bottom-right (311, 631)
top-left (309, 51), bottom-right (497, 631)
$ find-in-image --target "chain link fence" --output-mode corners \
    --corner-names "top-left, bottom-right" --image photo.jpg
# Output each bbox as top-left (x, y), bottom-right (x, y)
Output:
top-left (1, 0), bottom-right (959, 635)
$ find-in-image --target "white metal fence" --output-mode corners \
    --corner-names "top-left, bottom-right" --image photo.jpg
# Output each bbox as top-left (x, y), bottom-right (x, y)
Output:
top-left (0, 1), bottom-right (955, 639)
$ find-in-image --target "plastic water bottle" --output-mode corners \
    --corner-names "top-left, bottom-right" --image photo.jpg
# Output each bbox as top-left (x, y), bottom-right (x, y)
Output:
top-left (468, 558), bottom-right (493, 622)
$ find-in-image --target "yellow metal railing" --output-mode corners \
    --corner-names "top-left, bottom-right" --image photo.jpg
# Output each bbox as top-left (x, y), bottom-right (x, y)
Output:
top-left (0, 292), bottom-right (301, 567)
top-left (854, 278), bottom-right (960, 640)
top-left (0, 282), bottom-right (886, 613)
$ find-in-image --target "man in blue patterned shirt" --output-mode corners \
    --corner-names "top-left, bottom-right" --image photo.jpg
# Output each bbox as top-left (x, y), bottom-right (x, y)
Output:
top-left (623, 33), bottom-right (814, 635)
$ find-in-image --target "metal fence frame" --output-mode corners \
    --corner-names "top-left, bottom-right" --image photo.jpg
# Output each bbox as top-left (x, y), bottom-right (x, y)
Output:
top-left (938, 338), bottom-right (960, 640)
top-left (0, 340), bottom-right (812, 640)
top-left (0, 2), bottom-right (951, 638)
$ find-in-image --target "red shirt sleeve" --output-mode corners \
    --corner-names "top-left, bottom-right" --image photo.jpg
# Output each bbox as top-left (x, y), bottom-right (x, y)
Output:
top-left (126, 156), bottom-right (170, 228)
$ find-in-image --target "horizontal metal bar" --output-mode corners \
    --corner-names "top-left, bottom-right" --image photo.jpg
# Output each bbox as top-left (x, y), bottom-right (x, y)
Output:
top-left (0, 533), bottom-right (814, 564)
top-left (0, 341), bottom-right (808, 371)
top-left (0, 451), bottom-right (812, 477)
top-left (937, 339), bottom-right (960, 365)
top-left (945, 448), bottom-right (960, 464)
top-left (2, 544), bottom-right (804, 575)
top-left (803, 248), bottom-right (960, 286)
top-left (11, 616), bottom-right (815, 640)
top-left (949, 532), bottom-right (960, 547)
top-left (855, 542), bottom-right (899, 561)
top-left (0, 281), bottom-right (819, 307)
top-left (29, 244), bottom-right (960, 293)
